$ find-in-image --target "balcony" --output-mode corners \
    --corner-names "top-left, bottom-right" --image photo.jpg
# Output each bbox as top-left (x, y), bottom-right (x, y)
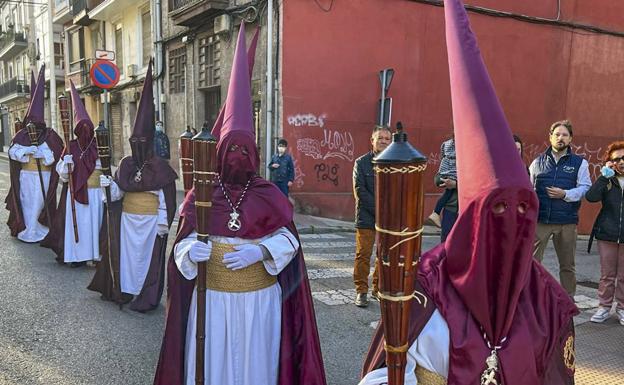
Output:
top-left (89, 0), bottom-right (135, 21)
top-left (54, 0), bottom-right (72, 24)
top-left (0, 78), bottom-right (30, 104)
top-left (66, 58), bottom-right (99, 94)
top-left (0, 30), bottom-right (27, 61)
top-left (72, 0), bottom-right (103, 25)
top-left (169, 0), bottom-right (229, 27)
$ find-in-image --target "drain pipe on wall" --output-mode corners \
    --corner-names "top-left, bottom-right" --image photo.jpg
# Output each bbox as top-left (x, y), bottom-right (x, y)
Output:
top-left (265, 0), bottom-right (274, 168)
top-left (153, 0), bottom-right (164, 124)
top-left (46, 2), bottom-right (57, 129)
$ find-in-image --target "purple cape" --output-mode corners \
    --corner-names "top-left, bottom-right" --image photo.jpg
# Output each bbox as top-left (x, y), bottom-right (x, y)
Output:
top-left (153, 201), bottom-right (327, 385)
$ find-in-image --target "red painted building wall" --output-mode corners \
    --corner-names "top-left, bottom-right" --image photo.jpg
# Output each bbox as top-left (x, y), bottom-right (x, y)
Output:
top-left (280, 0), bottom-right (624, 234)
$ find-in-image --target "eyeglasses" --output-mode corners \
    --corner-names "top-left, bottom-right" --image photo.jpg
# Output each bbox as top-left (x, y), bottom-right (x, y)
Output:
top-left (610, 156), bottom-right (624, 163)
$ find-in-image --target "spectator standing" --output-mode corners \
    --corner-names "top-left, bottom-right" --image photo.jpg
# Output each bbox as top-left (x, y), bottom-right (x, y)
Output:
top-left (425, 136), bottom-right (458, 242)
top-left (268, 138), bottom-right (295, 196)
top-left (586, 140), bottom-right (624, 325)
top-left (153, 121), bottom-right (170, 160)
top-left (352, 126), bottom-right (391, 307)
top-left (529, 120), bottom-right (591, 296)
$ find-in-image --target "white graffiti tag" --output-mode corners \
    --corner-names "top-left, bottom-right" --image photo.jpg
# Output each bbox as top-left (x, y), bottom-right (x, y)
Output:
top-left (287, 113), bottom-right (326, 128)
top-left (297, 129), bottom-right (355, 162)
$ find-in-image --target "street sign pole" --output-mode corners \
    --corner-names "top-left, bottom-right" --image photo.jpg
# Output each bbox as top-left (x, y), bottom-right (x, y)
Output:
top-left (104, 90), bottom-right (109, 134)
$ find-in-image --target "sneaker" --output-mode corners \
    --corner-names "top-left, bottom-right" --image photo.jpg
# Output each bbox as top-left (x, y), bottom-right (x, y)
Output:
top-left (590, 307), bottom-right (611, 323)
top-left (355, 293), bottom-right (369, 308)
top-left (424, 212), bottom-right (442, 228)
top-left (617, 309), bottom-right (624, 326)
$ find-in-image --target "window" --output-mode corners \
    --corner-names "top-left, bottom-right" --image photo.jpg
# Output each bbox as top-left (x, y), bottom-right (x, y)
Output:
top-left (168, 46), bottom-right (185, 94)
top-left (198, 35), bottom-right (220, 88)
top-left (54, 42), bottom-right (64, 70)
top-left (115, 27), bottom-right (124, 75)
top-left (68, 28), bottom-right (84, 73)
top-left (141, 9), bottom-right (152, 66)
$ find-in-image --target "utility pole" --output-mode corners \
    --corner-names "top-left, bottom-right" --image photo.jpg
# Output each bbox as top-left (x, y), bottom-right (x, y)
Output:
top-left (46, 2), bottom-right (57, 129)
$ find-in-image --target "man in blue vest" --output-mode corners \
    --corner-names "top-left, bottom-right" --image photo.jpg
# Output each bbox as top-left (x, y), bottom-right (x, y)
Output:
top-left (529, 119), bottom-right (591, 296)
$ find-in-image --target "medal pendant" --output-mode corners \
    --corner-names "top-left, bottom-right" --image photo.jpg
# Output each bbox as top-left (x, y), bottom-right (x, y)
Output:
top-left (227, 211), bottom-right (242, 232)
top-left (480, 350), bottom-right (500, 385)
top-left (134, 170), bottom-right (142, 183)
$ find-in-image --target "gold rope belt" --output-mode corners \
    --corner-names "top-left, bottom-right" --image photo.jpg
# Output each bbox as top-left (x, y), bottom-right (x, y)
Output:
top-left (87, 170), bottom-right (103, 188)
top-left (22, 157), bottom-right (51, 172)
top-left (205, 242), bottom-right (277, 293)
top-left (122, 191), bottom-right (159, 215)
top-left (416, 365), bottom-right (447, 385)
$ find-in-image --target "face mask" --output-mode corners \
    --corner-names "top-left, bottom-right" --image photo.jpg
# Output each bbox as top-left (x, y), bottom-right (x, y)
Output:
top-left (155, 123), bottom-right (164, 132)
top-left (277, 146), bottom-right (286, 155)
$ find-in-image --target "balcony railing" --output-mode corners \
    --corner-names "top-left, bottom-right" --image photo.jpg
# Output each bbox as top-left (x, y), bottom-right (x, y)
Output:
top-left (171, 0), bottom-right (201, 10)
top-left (67, 58), bottom-right (97, 90)
top-left (0, 29), bottom-right (27, 54)
top-left (0, 77), bottom-right (29, 101)
top-left (169, 0), bottom-right (228, 26)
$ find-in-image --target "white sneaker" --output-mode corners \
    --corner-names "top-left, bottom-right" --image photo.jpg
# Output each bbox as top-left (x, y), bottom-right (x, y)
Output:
top-left (590, 307), bottom-right (611, 323)
top-left (617, 309), bottom-right (624, 326)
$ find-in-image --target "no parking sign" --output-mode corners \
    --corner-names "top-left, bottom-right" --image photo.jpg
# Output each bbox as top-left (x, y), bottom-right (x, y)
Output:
top-left (90, 60), bottom-right (120, 89)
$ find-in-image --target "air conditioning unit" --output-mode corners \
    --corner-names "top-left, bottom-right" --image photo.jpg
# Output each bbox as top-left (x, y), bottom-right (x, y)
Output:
top-left (127, 64), bottom-right (138, 78)
top-left (214, 14), bottom-right (230, 35)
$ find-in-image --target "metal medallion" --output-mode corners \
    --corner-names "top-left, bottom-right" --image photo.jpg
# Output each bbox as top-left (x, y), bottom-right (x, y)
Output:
top-left (227, 211), bottom-right (242, 232)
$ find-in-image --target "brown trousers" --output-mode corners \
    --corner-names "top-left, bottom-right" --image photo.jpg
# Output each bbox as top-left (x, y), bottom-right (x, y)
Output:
top-left (353, 228), bottom-right (379, 294)
top-left (533, 223), bottom-right (577, 295)
top-left (597, 241), bottom-right (624, 310)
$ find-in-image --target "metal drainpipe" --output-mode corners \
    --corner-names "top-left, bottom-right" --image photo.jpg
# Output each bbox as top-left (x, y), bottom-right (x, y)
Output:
top-left (266, 0), bottom-right (274, 170)
top-left (46, 2), bottom-right (56, 129)
top-left (153, 0), bottom-right (164, 125)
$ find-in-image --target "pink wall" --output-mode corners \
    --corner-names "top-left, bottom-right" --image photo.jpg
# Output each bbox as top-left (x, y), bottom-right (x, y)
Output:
top-left (281, 0), bottom-right (624, 233)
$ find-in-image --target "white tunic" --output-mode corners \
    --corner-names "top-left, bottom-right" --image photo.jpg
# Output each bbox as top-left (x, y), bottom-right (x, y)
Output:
top-left (175, 227), bottom-right (299, 385)
top-left (8, 143), bottom-right (55, 243)
top-left (358, 310), bottom-right (450, 385)
top-left (57, 158), bottom-right (104, 263)
top-left (108, 182), bottom-right (168, 295)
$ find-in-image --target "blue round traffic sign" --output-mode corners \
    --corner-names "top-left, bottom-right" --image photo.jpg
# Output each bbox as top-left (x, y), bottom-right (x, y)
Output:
top-left (90, 60), bottom-right (120, 89)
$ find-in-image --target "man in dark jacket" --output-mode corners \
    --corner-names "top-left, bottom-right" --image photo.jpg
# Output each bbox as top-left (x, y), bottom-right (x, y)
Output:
top-left (529, 120), bottom-right (591, 296)
top-left (268, 138), bottom-right (295, 196)
top-left (153, 121), bottom-right (170, 160)
top-left (352, 126), bottom-right (391, 307)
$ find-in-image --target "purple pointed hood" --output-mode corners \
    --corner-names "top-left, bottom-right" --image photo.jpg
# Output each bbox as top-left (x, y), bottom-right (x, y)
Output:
top-left (69, 79), bottom-right (94, 147)
top-left (216, 22), bottom-right (260, 185)
top-left (211, 26), bottom-right (260, 140)
top-left (24, 65), bottom-right (46, 128)
top-left (130, 59), bottom-right (155, 165)
top-left (29, 70), bottom-right (36, 100)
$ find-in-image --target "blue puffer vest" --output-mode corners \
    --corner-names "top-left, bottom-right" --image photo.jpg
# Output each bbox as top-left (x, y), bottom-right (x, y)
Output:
top-left (533, 148), bottom-right (583, 224)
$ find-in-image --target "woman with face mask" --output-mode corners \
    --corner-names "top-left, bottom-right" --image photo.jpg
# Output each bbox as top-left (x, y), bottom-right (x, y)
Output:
top-left (586, 141), bottom-right (624, 326)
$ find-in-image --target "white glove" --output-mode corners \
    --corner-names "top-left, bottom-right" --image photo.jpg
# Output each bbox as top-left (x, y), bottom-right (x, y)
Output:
top-left (63, 154), bottom-right (74, 166)
top-left (33, 148), bottom-right (45, 159)
top-left (100, 175), bottom-right (112, 188)
top-left (222, 244), bottom-right (265, 270)
top-left (157, 223), bottom-right (168, 236)
top-left (189, 240), bottom-right (212, 263)
top-left (25, 145), bottom-right (37, 155)
top-left (62, 155), bottom-right (74, 174)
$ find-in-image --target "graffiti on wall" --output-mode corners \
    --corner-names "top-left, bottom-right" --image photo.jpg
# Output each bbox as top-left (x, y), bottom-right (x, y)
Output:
top-left (293, 156), bottom-right (306, 188)
top-left (290, 113), bottom-right (355, 162)
top-left (525, 141), bottom-right (605, 180)
top-left (314, 163), bottom-right (340, 186)
top-left (287, 113), bottom-right (326, 128)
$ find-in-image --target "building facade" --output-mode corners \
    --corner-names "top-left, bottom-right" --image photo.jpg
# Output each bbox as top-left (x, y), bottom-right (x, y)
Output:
top-left (280, 0), bottom-right (624, 233)
top-left (0, 1), bottom-right (64, 151)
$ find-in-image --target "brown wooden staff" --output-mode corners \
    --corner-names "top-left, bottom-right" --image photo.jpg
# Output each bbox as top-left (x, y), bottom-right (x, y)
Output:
top-left (26, 122), bottom-right (52, 229)
top-left (94, 121), bottom-right (123, 309)
top-left (192, 122), bottom-right (218, 385)
top-left (58, 94), bottom-right (79, 243)
top-left (179, 125), bottom-right (195, 193)
top-left (372, 122), bottom-right (427, 385)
